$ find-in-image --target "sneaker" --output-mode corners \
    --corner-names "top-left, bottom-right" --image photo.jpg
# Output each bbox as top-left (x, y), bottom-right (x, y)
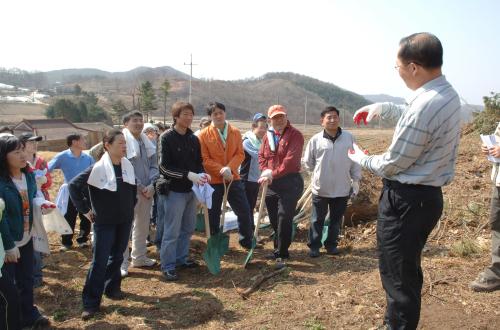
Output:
top-left (59, 245), bottom-right (71, 252)
top-left (163, 269), bottom-right (179, 281)
top-left (470, 272), bottom-right (500, 292)
top-left (178, 259), bottom-right (199, 269)
top-left (120, 267), bottom-right (129, 278)
top-left (81, 309), bottom-right (97, 321)
top-left (131, 257), bottom-right (157, 268)
top-left (275, 258), bottom-right (286, 270)
top-left (326, 247), bottom-right (341, 255)
top-left (105, 290), bottom-right (126, 300)
top-left (78, 241), bottom-right (90, 248)
top-left (309, 249), bottom-right (320, 258)
top-left (32, 315), bottom-right (50, 329)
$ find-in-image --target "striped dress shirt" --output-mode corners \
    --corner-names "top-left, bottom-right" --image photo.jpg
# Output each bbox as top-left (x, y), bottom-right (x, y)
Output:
top-left (361, 75), bottom-right (461, 187)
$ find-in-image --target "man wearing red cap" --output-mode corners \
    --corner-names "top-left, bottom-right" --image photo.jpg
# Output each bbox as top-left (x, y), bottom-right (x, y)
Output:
top-left (259, 105), bottom-right (304, 269)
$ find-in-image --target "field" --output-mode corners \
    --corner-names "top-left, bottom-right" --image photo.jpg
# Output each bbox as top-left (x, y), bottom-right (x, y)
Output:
top-left (0, 102), bottom-right (47, 123)
top-left (34, 125), bottom-right (500, 329)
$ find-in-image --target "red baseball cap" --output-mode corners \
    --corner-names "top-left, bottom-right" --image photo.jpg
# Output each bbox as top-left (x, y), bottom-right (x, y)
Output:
top-left (268, 105), bottom-right (287, 118)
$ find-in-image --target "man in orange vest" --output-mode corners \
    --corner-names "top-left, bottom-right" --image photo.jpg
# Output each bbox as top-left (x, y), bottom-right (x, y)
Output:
top-left (198, 102), bottom-right (254, 249)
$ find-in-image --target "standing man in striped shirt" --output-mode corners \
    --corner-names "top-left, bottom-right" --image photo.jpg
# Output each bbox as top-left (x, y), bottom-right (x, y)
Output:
top-left (349, 32), bottom-right (461, 329)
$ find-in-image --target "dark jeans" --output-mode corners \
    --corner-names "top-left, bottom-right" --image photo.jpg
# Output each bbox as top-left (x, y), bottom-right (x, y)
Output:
top-left (208, 180), bottom-right (253, 248)
top-left (62, 198), bottom-right (91, 246)
top-left (377, 179), bottom-right (443, 330)
top-left (33, 251), bottom-right (43, 287)
top-left (82, 221), bottom-right (133, 311)
top-left (0, 265), bottom-right (21, 330)
top-left (243, 180), bottom-right (260, 216)
top-left (308, 194), bottom-right (348, 250)
top-left (266, 173), bottom-right (304, 258)
top-left (2, 239), bottom-right (42, 327)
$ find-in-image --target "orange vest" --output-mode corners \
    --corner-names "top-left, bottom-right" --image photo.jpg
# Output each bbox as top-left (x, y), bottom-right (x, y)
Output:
top-left (198, 123), bottom-right (244, 184)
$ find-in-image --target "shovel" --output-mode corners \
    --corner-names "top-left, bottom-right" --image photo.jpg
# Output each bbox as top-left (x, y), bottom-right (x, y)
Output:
top-left (195, 206), bottom-right (205, 232)
top-left (321, 214), bottom-right (345, 245)
top-left (203, 179), bottom-right (232, 275)
top-left (243, 182), bottom-right (268, 268)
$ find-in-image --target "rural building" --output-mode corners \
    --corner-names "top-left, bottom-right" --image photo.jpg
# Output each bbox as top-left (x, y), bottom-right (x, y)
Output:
top-left (12, 118), bottom-right (111, 151)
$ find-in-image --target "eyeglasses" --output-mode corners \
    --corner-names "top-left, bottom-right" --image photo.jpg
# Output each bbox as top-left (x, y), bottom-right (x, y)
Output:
top-left (394, 61), bottom-right (422, 70)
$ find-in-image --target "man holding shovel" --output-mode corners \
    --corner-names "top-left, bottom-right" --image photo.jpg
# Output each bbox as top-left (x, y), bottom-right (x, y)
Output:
top-left (198, 102), bottom-right (254, 250)
top-left (157, 101), bottom-right (209, 281)
top-left (302, 106), bottom-right (361, 258)
top-left (348, 33), bottom-right (461, 329)
top-left (259, 105), bottom-right (304, 270)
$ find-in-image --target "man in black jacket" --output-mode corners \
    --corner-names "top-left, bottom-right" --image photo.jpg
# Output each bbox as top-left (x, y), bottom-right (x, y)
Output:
top-left (158, 101), bottom-right (210, 281)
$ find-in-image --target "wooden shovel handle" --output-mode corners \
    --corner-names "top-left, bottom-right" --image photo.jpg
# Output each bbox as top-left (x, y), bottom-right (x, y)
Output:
top-left (253, 182), bottom-right (268, 237)
top-left (220, 179), bottom-right (233, 228)
top-left (203, 204), bottom-right (211, 239)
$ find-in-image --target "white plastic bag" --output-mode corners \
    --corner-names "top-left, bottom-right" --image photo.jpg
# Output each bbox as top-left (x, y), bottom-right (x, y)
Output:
top-left (32, 198), bottom-right (50, 254)
top-left (42, 208), bottom-right (73, 235)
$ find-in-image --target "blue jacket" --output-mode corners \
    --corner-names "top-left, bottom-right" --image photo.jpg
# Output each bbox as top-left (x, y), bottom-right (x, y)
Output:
top-left (0, 170), bottom-right (37, 250)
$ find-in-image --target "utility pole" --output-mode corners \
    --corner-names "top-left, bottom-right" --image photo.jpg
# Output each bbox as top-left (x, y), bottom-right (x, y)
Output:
top-left (304, 96), bottom-right (308, 131)
top-left (184, 54), bottom-right (197, 103)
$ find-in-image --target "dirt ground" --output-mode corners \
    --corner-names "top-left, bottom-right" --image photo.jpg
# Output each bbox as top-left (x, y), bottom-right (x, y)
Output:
top-left (34, 126), bottom-right (500, 329)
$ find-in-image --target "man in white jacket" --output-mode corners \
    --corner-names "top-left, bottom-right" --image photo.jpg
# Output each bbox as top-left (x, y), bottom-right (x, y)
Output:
top-left (302, 106), bottom-right (361, 257)
top-left (120, 111), bottom-right (159, 277)
top-left (470, 123), bottom-right (500, 292)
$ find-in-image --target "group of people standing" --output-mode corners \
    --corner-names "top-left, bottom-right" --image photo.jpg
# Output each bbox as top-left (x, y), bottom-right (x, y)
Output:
top-left (0, 32), bottom-right (498, 330)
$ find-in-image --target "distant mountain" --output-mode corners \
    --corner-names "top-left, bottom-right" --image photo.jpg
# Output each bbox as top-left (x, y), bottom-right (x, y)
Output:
top-left (364, 94), bottom-right (405, 104)
top-left (43, 66), bottom-right (190, 85)
top-left (1, 66), bottom-right (377, 125)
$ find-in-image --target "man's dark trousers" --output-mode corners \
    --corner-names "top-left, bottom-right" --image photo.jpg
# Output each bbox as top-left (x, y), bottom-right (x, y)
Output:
top-left (266, 173), bottom-right (304, 258)
top-left (308, 194), bottom-right (348, 250)
top-left (208, 180), bottom-right (254, 248)
top-left (62, 198), bottom-right (91, 246)
top-left (378, 179), bottom-right (443, 330)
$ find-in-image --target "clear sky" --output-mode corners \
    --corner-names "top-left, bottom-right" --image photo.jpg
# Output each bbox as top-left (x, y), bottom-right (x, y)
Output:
top-left (1, 0), bottom-right (498, 104)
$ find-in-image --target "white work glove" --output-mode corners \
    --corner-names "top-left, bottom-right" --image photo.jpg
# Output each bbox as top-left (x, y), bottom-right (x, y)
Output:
top-left (351, 181), bottom-right (360, 198)
top-left (219, 167), bottom-right (233, 181)
top-left (5, 247), bottom-right (20, 263)
top-left (84, 210), bottom-right (95, 223)
top-left (142, 184), bottom-right (155, 199)
top-left (353, 103), bottom-right (383, 125)
top-left (348, 143), bottom-right (369, 164)
top-left (188, 172), bottom-right (210, 185)
top-left (258, 169), bottom-right (273, 184)
top-left (202, 173), bottom-right (211, 183)
top-left (40, 202), bottom-right (56, 215)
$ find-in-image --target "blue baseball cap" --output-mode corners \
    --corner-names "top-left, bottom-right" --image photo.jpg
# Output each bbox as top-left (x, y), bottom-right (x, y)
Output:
top-left (252, 113), bottom-right (267, 122)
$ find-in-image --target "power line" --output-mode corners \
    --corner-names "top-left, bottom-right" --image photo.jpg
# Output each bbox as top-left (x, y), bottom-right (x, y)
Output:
top-left (184, 54), bottom-right (198, 103)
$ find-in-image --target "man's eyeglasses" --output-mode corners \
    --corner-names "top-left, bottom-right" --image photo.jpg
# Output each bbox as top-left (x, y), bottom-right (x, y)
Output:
top-left (394, 61), bottom-right (422, 70)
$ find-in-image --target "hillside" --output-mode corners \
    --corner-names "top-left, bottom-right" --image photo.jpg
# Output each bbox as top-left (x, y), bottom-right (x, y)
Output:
top-left (364, 93), bottom-right (405, 104)
top-left (51, 69), bottom-right (372, 125)
top-left (1, 67), bottom-right (375, 125)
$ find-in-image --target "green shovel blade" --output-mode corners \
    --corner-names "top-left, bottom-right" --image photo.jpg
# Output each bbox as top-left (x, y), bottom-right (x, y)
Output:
top-left (203, 232), bottom-right (229, 275)
top-left (243, 237), bottom-right (257, 268)
top-left (195, 210), bottom-right (205, 232)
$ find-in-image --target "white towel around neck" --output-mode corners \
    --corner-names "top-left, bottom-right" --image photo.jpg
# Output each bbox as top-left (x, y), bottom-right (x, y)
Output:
top-left (87, 152), bottom-right (136, 191)
top-left (123, 128), bottom-right (156, 159)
